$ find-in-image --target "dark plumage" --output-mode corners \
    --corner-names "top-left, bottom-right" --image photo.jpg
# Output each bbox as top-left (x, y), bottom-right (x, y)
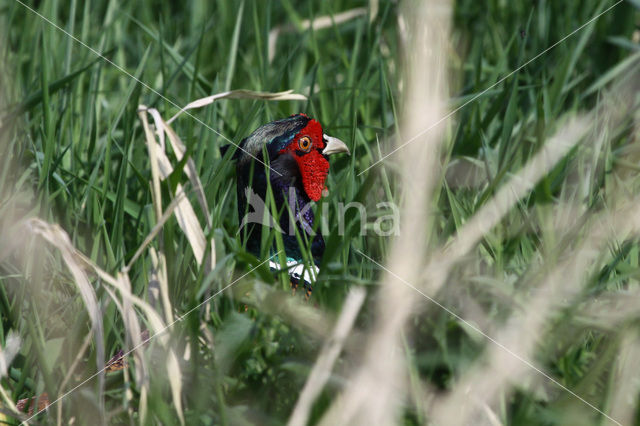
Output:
top-left (228, 114), bottom-right (349, 292)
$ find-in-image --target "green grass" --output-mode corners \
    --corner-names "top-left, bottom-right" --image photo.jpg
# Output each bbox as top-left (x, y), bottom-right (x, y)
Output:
top-left (1, 0), bottom-right (640, 425)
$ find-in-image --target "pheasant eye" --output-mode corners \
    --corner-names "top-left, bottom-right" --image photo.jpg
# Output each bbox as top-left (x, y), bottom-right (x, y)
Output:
top-left (298, 136), bottom-right (312, 152)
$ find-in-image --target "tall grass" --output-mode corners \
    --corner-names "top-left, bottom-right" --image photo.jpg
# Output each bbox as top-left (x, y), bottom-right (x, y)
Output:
top-left (1, 0), bottom-right (640, 425)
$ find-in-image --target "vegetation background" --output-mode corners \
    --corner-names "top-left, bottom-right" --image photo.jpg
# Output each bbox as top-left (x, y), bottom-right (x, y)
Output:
top-left (1, 0), bottom-right (640, 424)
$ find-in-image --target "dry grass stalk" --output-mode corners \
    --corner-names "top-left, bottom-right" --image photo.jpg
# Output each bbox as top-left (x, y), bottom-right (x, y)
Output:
top-left (25, 219), bottom-right (106, 418)
top-left (268, 10), bottom-right (369, 63)
top-left (318, 1), bottom-right (452, 424)
top-left (21, 218), bottom-right (191, 424)
top-left (422, 117), bottom-right (589, 296)
top-left (288, 288), bottom-right (366, 426)
top-left (429, 199), bottom-right (640, 426)
top-left (147, 107), bottom-right (212, 232)
top-left (139, 107), bottom-right (188, 326)
top-left (608, 332), bottom-right (640, 424)
top-left (424, 65), bottom-right (640, 425)
top-left (56, 330), bottom-right (93, 426)
top-left (167, 89), bottom-right (307, 124)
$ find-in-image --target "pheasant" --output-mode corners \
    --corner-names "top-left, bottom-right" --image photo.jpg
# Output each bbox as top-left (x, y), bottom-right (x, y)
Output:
top-left (227, 113), bottom-right (350, 297)
top-left (10, 115), bottom-right (347, 417)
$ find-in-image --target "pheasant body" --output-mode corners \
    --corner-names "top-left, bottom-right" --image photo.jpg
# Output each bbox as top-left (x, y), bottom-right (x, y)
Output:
top-left (230, 114), bottom-right (349, 291)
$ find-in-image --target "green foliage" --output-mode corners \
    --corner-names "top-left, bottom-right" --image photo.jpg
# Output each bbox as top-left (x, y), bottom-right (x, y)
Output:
top-left (1, 0), bottom-right (639, 425)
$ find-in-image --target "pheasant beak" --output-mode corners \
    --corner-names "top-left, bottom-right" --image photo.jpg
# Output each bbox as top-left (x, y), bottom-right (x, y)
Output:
top-left (322, 135), bottom-right (350, 156)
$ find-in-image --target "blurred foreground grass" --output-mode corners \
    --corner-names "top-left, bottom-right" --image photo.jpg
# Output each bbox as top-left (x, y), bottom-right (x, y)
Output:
top-left (1, 0), bottom-right (640, 424)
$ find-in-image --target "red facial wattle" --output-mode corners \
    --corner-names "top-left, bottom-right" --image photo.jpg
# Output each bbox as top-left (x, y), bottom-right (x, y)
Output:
top-left (279, 119), bottom-right (329, 202)
top-left (295, 149), bottom-right (329, 201)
